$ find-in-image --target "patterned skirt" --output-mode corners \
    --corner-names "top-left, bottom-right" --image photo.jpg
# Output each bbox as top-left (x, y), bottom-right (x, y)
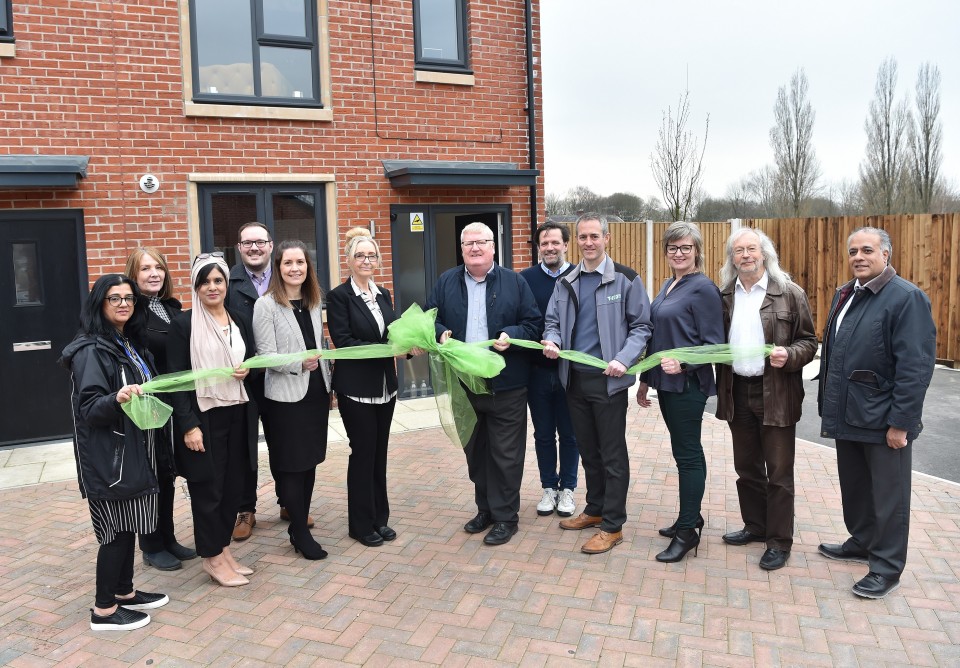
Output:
top-left (87, 429), bottom-right (159, 544)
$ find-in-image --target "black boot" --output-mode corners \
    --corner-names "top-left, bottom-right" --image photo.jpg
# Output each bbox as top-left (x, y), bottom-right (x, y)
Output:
top-left (656, 527), bottom-right (700, 563)
top-left (658, 513), bottom-right (705, 538)
top-left (288, 527), bottom-right (328, 561)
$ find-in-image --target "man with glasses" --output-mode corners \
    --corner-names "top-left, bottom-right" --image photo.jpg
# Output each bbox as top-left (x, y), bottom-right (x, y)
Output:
top-left (519, 222), bottom-right (579, 519)
top-left (542, 213), bottom-right (651, 554)
top-left (425, 222), bottom-right (541, 546)
top-left (226, 222), bottom-right (273, 541)
top-left (714, 228), bottom-right (817, 571)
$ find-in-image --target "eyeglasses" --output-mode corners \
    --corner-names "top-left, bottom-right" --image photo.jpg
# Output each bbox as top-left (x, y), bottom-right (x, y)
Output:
top-left (239, 239), bottom-right (271, 249)
top-left (193, 251), bottom-right (225, 266)
top-left (733, 246), bottom-right (760, 256)
top-left (666, 244), bottom-right (694, 256)
top-left (461, 239), bottom-right (494, 249)
top-left (105, 295), bottom-right (137, 306)
top-left (354, 253), bottom-right (379, 263)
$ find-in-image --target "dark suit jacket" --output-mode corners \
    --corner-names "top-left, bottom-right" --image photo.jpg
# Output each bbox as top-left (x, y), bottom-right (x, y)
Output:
top-left (226, 262), bottom-right (265, 404)
top-left (326, 280), bottom-right (399, 398)
top-left (166, 307), bottom-right (259, 482)
top-left (143, 297), bottom-right (182, 374)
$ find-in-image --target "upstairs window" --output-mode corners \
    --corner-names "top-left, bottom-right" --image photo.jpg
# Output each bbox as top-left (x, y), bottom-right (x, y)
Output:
top-left (189, 0), bottom-right (321, 106)
top-left (1, 0), bottom-right (13, 41)
top-left (413, 0), bottom-right (469, 73)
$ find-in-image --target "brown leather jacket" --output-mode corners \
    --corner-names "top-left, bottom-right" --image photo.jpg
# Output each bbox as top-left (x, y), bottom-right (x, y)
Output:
top-left (715, 278), bottom-right (818, 427)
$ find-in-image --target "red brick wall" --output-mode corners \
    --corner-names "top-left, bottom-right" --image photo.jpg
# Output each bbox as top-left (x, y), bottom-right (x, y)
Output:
top-left (0, 0), bottom-right (544, 292)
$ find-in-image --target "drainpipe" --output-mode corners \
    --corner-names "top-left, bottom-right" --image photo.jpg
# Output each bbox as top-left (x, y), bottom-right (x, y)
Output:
top-left (524, 0), bottom-right (538, 252)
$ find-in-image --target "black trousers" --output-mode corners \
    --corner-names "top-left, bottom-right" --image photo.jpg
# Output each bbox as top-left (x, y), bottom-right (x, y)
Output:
top-left (238, 385), bottom-right (262, 514)
top-left (464, 387), bottom-right (528, 525)
top-left (187, 404), bottom-right (248, 558)
top-left (566, 371), bottom-right (629, 532)
top-left (138, 470), bottom-right (177, 553)
top-left (95, 531), bottom-right (135, 608)
top-left (337, 394), bottom-right (397, 536)
top-left (836, 438), bottom-right (912, 578)
top-left (729, 376), bottom-right (797, 550)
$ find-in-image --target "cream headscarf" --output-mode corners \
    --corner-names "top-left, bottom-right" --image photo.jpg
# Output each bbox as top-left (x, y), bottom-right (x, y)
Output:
top-left (190, 256), bottom-right (249, 412)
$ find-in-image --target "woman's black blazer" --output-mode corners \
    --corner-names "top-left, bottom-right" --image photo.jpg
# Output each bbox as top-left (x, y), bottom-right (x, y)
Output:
top-left (326, 281), bottom-right (399, 398)
top-left (143, 297), bottom-right (182, 374)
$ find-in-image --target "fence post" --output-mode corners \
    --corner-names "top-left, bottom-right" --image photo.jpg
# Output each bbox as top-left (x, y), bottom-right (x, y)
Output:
top-left (729, 218), bottom-right (741, 232)
top-left (644, 219), bottom-right (654, 300)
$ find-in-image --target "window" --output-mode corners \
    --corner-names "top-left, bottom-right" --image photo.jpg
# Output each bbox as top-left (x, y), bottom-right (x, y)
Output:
top-left (413, 0), bottom-right (470, 73)
top-left (189, 0), bottom-right (321, 107)
top-left (0, 0), bottom-right (13, 51)
top-left (197, 184), bottom-right (331, 293)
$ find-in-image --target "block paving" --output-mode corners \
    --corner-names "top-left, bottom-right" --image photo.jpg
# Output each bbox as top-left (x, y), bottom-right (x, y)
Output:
top-left (1, 404), bottom-right (959, 666)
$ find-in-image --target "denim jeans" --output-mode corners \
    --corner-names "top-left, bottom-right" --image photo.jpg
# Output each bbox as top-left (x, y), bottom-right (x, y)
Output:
top-left (527, 365), bottom-right (578, 490)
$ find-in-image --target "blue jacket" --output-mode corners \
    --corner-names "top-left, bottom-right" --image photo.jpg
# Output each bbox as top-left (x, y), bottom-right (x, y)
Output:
top-left (818, 266), bottom-right (936, 443)
top-left (425, 264), bottom-right (543, 393)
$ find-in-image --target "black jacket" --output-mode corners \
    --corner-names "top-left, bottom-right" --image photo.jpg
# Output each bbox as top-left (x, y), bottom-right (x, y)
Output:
top-left (327, 281), bottom-right (400, 398)
top-left (227, 263), bottom-right (260, 321)
top-left (60, 334), bottom-right (161, 501)
top-left (143, 296), bottom-right (182, 374)
top-left (166, 308), bottom-right (260, 482)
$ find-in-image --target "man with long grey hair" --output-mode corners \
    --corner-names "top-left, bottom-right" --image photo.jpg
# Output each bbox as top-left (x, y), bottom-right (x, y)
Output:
top-left (715, 227), bottom-right (817, 571)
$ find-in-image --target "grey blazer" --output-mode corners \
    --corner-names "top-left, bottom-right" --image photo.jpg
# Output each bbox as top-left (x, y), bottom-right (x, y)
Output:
top-left (253, 294), bottom-right (332, 402)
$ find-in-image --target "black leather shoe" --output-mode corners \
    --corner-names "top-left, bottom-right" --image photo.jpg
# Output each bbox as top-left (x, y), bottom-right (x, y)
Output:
top-left (655, 528), bottom-right (700, 563)
top-left (142, 550), bottom-right (181, 571)
top-left (376, 526), bottom-right (397, 541)
top-left (852, 572), bottom-right (901, 599)
top-left (818, 542), bottom-right (868, 564)
top-left (759, 548), bottom-right (790, 570)
top-left (659, 514), bottom-right (705, 538)
top-left (722, 528), bottom-right (765, 546)
top-left (464, 512), bottom-right (492, 534)
top-left (483, 522), bottom-right (518, 546)
top-left (350, 531), bottom-right (384, 547)
top-left (166, 542), bottom-right (198, 561)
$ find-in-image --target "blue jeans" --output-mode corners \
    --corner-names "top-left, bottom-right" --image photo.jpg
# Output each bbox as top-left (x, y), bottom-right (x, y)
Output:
top-left (527, 365), bottom-right (578, 490)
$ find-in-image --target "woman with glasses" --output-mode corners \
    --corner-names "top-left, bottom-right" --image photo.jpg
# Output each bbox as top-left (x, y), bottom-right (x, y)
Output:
top-left (636, 221), bottom-right (724, 563)
top-left (167, 253), bottom-right (258, 586)
top-left (60, 274), bottom-right (169, 630)
top-left (252, 240), bottom-right (332, 560)
top-left (327, 228), bottom-right (420, 546)
top-left (123, 247), bottom-right (197, 572)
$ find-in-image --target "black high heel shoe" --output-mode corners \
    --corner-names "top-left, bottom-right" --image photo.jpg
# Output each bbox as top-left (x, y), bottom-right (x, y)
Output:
top-left (655, 527), bottom-right (701, 563)
top-left (658, 513), bottom-right (705, 538)
top-left (289, 532), bottom-right (328, 560)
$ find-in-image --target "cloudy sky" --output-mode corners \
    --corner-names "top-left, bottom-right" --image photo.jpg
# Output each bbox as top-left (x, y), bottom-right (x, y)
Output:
top-left (541, 0), bottom-right (960, 202)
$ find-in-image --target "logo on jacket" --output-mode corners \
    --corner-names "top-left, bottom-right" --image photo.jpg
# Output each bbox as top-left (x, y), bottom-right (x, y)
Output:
top-left (608, 294), bottom-right (622, 301)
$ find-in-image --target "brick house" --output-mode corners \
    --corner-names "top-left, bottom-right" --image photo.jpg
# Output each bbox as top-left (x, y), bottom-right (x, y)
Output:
top-left (0, 0), bottom-right (544, 444)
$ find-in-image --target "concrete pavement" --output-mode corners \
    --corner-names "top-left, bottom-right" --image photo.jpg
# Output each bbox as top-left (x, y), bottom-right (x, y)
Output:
top-left (1, 395), bottom-right (959, 665)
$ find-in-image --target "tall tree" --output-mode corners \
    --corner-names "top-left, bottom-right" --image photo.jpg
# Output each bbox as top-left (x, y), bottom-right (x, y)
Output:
top-left (859, 57), bottom-right (912, 214)
top-left (770, 68), bottom-right (821, 216)
top-left (910, 62), bottom-right (943, 212)
top-left (650, 90), bottom-right (709, 221)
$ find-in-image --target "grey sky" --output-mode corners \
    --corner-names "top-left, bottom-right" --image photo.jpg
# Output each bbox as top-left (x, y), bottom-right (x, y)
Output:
top-left (541, 0), bottom-right (960, 202)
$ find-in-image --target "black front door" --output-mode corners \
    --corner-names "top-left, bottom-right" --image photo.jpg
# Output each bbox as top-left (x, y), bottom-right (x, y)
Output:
top-left (0, 211), bottom-right (86, 445)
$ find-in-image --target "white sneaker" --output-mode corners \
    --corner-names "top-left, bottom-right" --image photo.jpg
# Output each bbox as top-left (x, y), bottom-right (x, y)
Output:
top-left (537, 488), bottom-right (558, 516)
top-left (556, 488), bottom-right (576, 517)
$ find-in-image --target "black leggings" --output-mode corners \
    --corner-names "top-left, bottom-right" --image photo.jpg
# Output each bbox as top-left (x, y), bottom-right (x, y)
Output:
top-left (95, 531), bottom-right (135, 608)
top-left (274, 469), bottom-right (317, 541)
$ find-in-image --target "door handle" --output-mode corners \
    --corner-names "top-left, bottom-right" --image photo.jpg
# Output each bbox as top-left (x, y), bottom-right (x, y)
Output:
top-left (12, 340), bottom-right (52, 352)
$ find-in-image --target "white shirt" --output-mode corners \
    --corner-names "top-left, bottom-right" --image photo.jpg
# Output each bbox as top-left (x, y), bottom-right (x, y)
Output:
top-left (730, 271), bottom-right (768, 377)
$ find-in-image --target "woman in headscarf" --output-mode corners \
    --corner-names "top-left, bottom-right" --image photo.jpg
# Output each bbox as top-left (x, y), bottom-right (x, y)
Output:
top-left (167, 253), bottom-right (258, 586)
top-left (60, 273), bottom-right (169, 631)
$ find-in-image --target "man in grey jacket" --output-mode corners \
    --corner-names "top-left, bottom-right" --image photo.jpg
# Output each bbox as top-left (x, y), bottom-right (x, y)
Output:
top-left (542, 213), bottom-right (652, 554)
top-left (817, 226), bottom-right (936, 599)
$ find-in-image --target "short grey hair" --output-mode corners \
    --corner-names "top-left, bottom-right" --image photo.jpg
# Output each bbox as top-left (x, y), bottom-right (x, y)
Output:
top-left (575, 212), bottom-right (608, 235)
top-left (460, 222), bottom-right (495, 243)
top-left (848, 226), bottom-right (892, 261)
top-left (662, 221), bottom-right (705, 272)
top-left (719, 227), bottom-right (791, 290)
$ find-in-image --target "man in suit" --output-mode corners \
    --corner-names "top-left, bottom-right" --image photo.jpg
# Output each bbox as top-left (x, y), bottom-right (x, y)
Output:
top-left (425, 222), bottom-right (542, 546)
top-left (714, 228), bottom-right (818, 571)
top-left (226, 222), bottom-right (273, 541)
top-left (818, 226), bottom-right (936, 599)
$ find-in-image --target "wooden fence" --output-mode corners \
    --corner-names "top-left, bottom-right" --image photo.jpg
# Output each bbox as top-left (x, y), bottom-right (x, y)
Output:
top-left (561, 214), bottom-right (960, 365)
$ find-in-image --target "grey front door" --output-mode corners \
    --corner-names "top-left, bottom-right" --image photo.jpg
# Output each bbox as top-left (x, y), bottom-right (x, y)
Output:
top-left (0, 211), bottom-right (86, 445)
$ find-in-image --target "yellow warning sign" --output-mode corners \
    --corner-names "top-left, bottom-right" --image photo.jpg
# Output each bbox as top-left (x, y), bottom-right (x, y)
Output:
top-left (410, 213), bottom-right (424, 232)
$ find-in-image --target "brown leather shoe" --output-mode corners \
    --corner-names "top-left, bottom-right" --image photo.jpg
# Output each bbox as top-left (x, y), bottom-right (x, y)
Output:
top-left (279, 507), bottom-right (315, 529)
top-left (232, 512), bottom-right (255, 541)
top-left (559, 513), bottom-right (602, 531)
top-left (581, 530), bottom-right (623, 554)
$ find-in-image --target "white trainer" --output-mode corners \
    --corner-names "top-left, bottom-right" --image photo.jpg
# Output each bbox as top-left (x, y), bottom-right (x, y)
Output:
top-left (556, 488), bottom-right (576, 517)
top-left (537, 488), bottom-right (558, 516)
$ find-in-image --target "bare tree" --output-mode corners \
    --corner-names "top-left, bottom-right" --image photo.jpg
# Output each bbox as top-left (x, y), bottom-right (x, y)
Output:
top-left (910, 62), bottom-right (943, 212)
top-left (746, 165), bottom-right (782, 217)
top-left (770, 68), bottom-right (821, 216)
top-left (650, 90), bottom-right (709, 221)
top-left (859, 57), bottom-right (912, 214)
